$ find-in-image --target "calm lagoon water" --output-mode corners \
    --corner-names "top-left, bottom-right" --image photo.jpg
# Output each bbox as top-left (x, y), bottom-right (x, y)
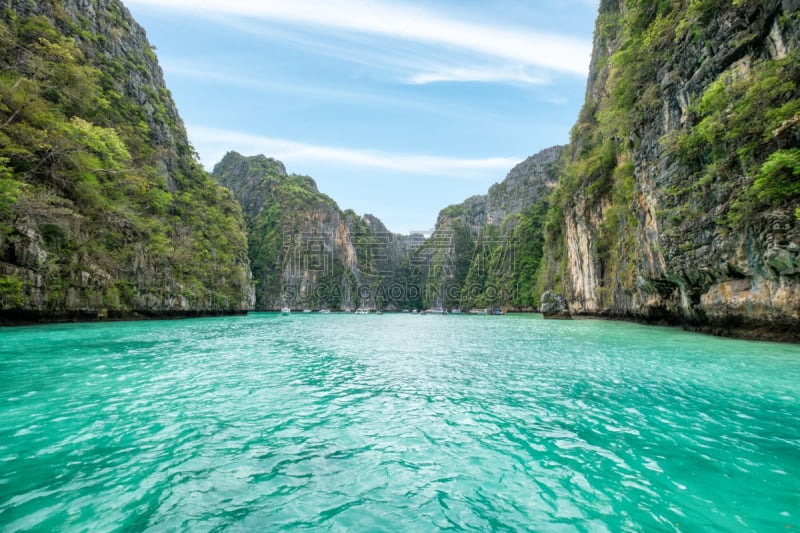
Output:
top-left (1, 313), bottom-right (799, 531)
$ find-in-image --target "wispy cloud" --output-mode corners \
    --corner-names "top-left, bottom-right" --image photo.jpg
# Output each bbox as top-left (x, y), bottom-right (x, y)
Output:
top-left (161, 60), bottom-right (407, 105)
top-left (189, 125), bottom-right (519, 178)
top-left (194, 16), bottom-right (550, 87)
top-left (127, 0), bottom-right (592, 78)
top-left (161, 59), bottom-right (526, 125)
top-left (408, 66), bottom-right (550, 86)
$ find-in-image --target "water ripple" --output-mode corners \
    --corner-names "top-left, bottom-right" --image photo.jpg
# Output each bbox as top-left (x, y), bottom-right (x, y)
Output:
top-left (1, 314), bottom-right (799, 531)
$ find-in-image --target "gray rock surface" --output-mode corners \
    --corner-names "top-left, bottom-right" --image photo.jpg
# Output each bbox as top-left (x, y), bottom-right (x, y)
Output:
top-left (540, 291), bottom-right (571, 319)
top-left (548, 0), bottom-right (800, 342)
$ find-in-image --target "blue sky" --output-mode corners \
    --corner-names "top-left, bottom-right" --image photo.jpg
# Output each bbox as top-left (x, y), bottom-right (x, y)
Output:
top-left (125, 0), bottom-right (599, 234)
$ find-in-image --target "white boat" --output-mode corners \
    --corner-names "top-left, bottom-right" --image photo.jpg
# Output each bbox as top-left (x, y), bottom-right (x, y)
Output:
top-left (303, 309), bottom-right (313, 313)
top-left (355, 308), bottom-right (370, 315)
top-left (319, 309), bottom-right (331, 314)
top-left (281, 307), bottom-right (291, 315)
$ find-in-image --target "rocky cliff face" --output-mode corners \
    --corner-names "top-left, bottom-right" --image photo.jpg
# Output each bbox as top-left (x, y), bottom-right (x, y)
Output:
top-left (435, 146), bottom-right (564, 231)
top-left (0, 0), bottom-right (253, 322)
top-left (424, 146), bottom-right (564, 310)
top-left (483, 145), bottom-right (564, 225)
top-left (540, 0), bottom-right (800, 341)
top-left (212, 152), bottom-right (423, 311)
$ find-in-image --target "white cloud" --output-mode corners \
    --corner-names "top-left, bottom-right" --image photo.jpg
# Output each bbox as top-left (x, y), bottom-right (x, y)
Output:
top-left (162, 60), bottom-right (403, 104)
top-left (160, 59), bottom-right (522, 125)
top-left (127, 0), bottom-right (592, 77)
top-left (189, 125), bottom-right (519, 178)
top-left (408, 66), bottom-right (550, 86)
top-left (194, 16), bottom-right (541, 87)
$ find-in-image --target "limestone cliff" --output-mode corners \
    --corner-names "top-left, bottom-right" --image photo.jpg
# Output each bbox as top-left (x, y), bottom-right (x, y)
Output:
top-left (483, 145), bottom-right (564, 226)
top-left (424, 146), bottom-right (564, 310)
top-left (0, 0), bottom-right (254, 322)
top-left (212, 152), bottom-right (422, 311)
top-left (540, 0), bottom-right (800, 341)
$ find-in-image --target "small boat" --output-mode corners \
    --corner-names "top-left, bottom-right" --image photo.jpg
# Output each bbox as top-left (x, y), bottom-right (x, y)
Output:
top-left (319, 309), bottom-right (331, 314)
top-left (303, 309), bottom-right (313, 313)
top-left (355, 308), bottom-right (370, 315)
top-left (281, 307), bottom-right (291, 315)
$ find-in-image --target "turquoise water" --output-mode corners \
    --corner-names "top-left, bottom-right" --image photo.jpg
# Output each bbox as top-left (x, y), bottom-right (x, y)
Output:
top-left (1, 314), bottom-right (799, 532)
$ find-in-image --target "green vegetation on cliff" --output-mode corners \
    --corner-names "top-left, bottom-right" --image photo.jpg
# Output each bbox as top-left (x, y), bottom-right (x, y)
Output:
top-left (455, 199), bottom-right (550, 310)
top-left (4, 0), bottom-right (795, 337)
top-left (424, 147), bottom-right (563, 312)
top-left (0, 3), bottom-right (252, 320)
top-left (536, 0), bottom-right (800, 339)
top-left (214, 152), bottom-right (427, 311)
top-left (665, 49), bottom-right (800, 225)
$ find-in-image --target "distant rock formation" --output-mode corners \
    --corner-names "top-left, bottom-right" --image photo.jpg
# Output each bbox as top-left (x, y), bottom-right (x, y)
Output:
top-left (212, 152), bottom-right (424, 311)
top-left (422, 146), bottom-right (565, 311)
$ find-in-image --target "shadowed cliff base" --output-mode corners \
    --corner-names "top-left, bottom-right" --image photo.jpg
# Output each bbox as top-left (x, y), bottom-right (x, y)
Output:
top-left (0, 309), bottom-right (248, 326)
top-left (561, 309), bottom-right (800, 344)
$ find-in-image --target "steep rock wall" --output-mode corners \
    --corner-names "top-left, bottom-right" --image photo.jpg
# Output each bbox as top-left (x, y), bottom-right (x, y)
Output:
top-left (542, 0), bottom-right (800, 341)
top-left (0, 0), bottom-right (254, 322)
top-left (424, 146), bottom-right (565, 310)
top-left (213, 152), bottom-right (422, 311)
